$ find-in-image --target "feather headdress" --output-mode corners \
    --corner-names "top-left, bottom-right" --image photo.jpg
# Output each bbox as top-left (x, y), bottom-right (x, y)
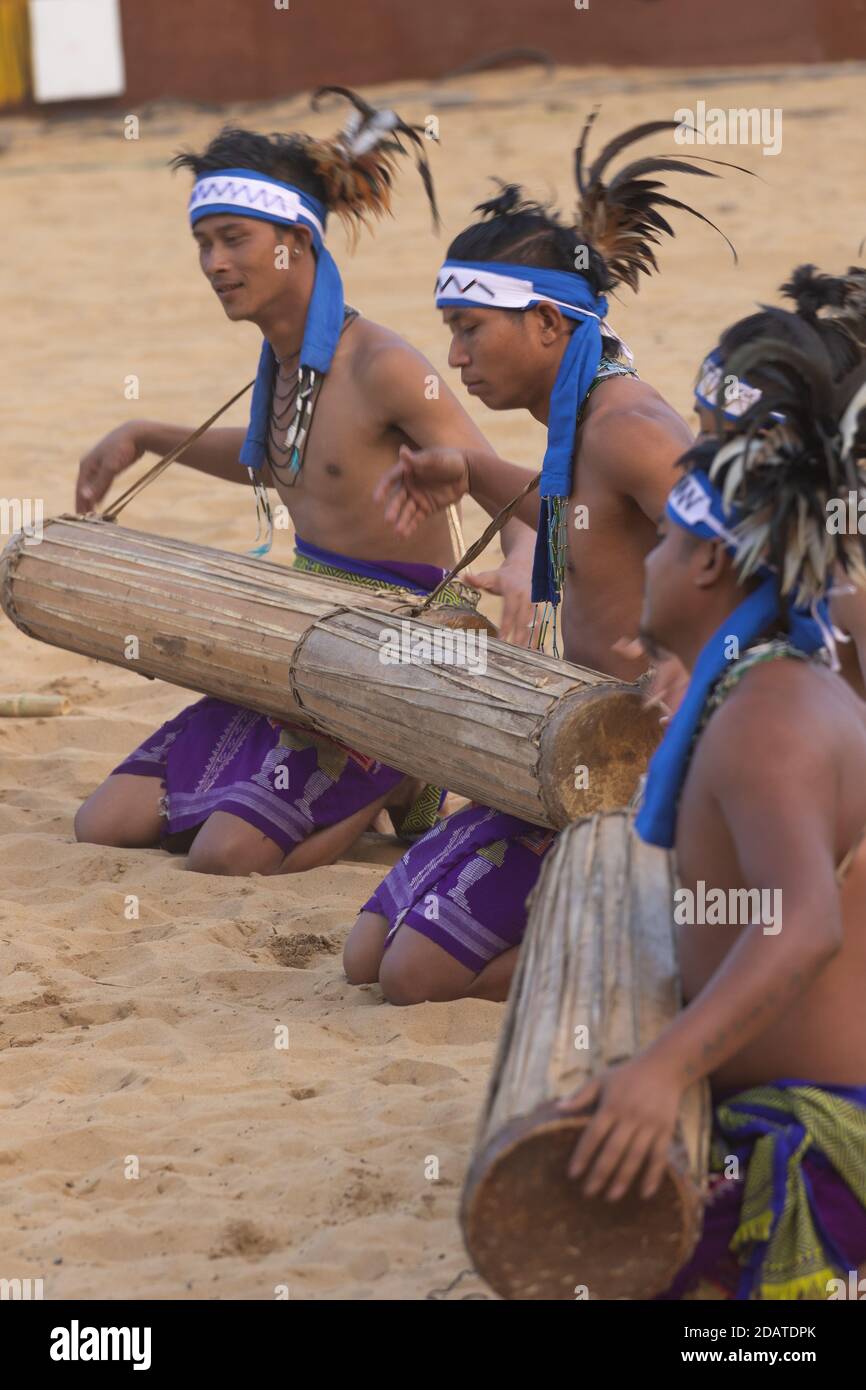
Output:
top-left (452, 110), bottom-right (749, 296)
top-left (780, 263), bottom-right (866, 362)
top-left (573, 108), bottom-right (752, 292)
top-left (699, 263), bottom-right (866, 429)
top-left (689, 319), bottom-right (866, 605)
top-left (303, 86), bottom-right (439, 245)
top-left (836, 268), bottom-right (866, 350)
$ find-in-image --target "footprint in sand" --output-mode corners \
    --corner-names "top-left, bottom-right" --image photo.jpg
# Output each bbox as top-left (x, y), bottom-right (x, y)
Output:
top-left (269, 933), bottom-right (339, 969)
top-left (209, 1219), bottom-right (279, 1260)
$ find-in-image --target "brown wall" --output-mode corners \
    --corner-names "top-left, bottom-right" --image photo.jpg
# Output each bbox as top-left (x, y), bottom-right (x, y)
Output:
top-left (16, 0), bottom-right (866, 112)
top-left (115, 0), bottom-right (866, 105)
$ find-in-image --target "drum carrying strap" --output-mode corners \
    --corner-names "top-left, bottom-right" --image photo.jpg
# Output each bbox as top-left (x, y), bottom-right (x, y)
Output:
top-left (101, 310), bottom-right (360, 527)
top-left (416, 470), bottom-right (541, 614)
top-left (101, 378), bottom-right (256, 523)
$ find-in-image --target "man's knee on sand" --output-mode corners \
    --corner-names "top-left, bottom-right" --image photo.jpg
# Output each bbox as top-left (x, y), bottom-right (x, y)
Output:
top-left (74, 774), bottom-right (162, 847)
top-left (377, 927), bottom-right (474, 1006)
top-left (185, 813), bottom-right (284, 877)
top-left (343, 911), bottom-right (387, 985)
top-left (343, 913), bottom-right (438, 1000)
top-left (378, 953), bottom-right (436, 1006)
top-left (345, 915), bottom-right (479, 1004)
top-left (74, 795), bottom-right (119, 846)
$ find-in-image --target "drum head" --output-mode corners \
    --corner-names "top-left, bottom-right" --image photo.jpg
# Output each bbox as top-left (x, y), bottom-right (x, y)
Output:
top-left (461, 1104), bottom-right (702, 1300)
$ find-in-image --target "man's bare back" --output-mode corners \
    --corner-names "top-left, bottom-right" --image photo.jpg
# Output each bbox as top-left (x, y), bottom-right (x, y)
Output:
top-left (676, 657), bottom-right (866, 1091)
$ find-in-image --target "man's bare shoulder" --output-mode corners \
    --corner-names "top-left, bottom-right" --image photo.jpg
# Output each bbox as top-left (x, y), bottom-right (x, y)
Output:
top-left (576, 376), bottom-right (693, 516)
top-left (581, 376), bottom-right (692, 457)
top-left (344, 317), bottom-right (432, 384)
top-left (695, 658), bottom-right (854, 787)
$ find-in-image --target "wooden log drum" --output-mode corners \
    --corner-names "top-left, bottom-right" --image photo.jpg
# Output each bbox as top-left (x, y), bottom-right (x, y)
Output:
top-left (0, 518), bottom-right (663, 828)
top-left (461, 810), bottom-right (711, 1299)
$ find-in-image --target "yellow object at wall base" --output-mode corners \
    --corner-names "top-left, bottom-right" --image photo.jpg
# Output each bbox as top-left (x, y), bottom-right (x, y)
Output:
top-left (0, 0), bottom-right (31, 109)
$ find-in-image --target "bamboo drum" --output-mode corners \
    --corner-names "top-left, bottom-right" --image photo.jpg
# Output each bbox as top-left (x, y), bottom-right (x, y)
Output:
top-left (462, 811), bottom-right (711, 1299)
top-left (0, 518), bottom-right (662, 828)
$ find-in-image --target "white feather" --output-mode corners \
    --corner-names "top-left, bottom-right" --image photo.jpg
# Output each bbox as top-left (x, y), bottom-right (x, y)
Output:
top-left (839, 380), bottom-right (866, 460)
top-left (345, 109), bottom-right (400, 158)
top-left (341, 109), bottom-right (363, 142)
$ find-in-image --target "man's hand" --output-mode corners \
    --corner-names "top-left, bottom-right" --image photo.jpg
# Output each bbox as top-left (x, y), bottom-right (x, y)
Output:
top-left (465, 561), bottom-right (538, 648)
top-left (646, 651), bottom-right (690, 723)
top-left (76, 422), bottom-right (146, 513)
top-left (557, 1053), bottom-right (685, 1201)
top-left (613, 637), bottom-right (690, 725)
top-left (374, 444), bottom-right (470, 538)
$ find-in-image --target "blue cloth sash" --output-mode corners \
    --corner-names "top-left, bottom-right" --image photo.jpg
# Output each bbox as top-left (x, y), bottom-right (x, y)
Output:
top-left (634, 471), bottom-right (828, 848)
top-left (189, 168), bottom-right (344, 475)
top-left (435, 259), bottom-right (610, 606)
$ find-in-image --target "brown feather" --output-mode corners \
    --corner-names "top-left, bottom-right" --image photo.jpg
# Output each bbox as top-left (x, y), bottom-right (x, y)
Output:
top-left (574, 107), bottom-right (602, 197)
top-left (585, 120), bottom-right (692, 190)
top-left (574, 114), bottom-right (752, 292)
top-left (302, 86), bottom-right (440, 243)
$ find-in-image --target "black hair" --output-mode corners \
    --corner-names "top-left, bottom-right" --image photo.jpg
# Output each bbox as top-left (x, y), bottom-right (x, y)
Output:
top-left (716, 264), bottom-right (866, 388)
top-left (446, 113), bottom-right (744, 358)
top-left (447, 183), bottom-right (613, 294)
top-left (171, 127), bottom-right (328, 211)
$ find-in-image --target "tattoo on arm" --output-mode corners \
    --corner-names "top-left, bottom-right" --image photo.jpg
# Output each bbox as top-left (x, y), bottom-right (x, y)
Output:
top-left (683, 968), bottom-right (804, 1080)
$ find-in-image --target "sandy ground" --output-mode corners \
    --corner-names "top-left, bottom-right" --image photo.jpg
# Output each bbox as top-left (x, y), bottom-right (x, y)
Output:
top-left (1, 62), bottom-right (864, 1300)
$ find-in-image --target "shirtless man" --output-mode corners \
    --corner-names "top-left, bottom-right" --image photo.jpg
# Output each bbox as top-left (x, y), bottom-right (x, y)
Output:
top-left (73, 94), bottom-right (536, 877)
top-left (559, 331), bottom-right (866, 1300)
top-left (345, 119), bottom-right (738, 1004)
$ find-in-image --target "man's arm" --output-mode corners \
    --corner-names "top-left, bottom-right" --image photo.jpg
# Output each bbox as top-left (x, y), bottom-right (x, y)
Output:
top-left (830, 579), bottom-right (866, 693)
top-left (375, 442), bottom-right (542, 535)
top-left (580, 398), bottom-right (694, 524)
top-left (76, 421), bottom-right (258, 512)
top-left (363, 339), bottom-right (541, 534)
top-left (468, 517), bottom-right (539, 646)
top-left (649, 679), bottom-right (841, 1082)
top-left (375, 383), bottom-right (694, 541)
top-left (561, 670), bottom-right (842, 1199)
top-left (137, 423), bottom-right (252, 483)
top-left (360, 340), bottom-right (538, 641)
top-left (580, 401), bottom-right (695, 704)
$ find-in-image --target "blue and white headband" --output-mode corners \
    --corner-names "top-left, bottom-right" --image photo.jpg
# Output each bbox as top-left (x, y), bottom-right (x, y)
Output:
top-left (665, 468), bottom-right (745, 553)
top-left (189, 170), bottom-right (327, 241)
top-left (190, 168), bottom-right (345, 554)
top-left (635, 467), bottom-right (829, 849)
top-left (436, 262), bottom-right (626, 339)
top-left (435, 259), bottom-right (630, 628)
top-left (694, 347), bottom-right (785, 423)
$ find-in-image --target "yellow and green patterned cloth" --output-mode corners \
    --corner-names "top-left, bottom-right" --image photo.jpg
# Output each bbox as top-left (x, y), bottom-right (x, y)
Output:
top-left (711, 1080), bottom-right (866, 1300)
